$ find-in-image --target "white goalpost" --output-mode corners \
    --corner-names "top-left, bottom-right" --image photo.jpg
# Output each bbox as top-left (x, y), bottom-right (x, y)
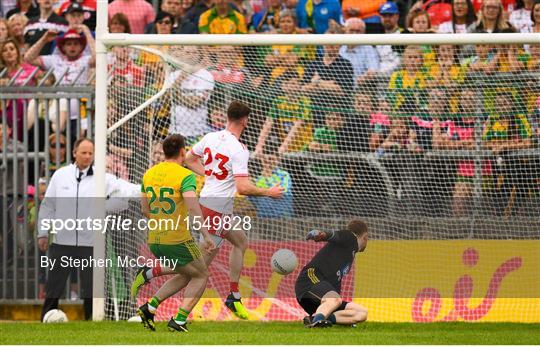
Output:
top-left (93, 0), bottom-right (540, 322)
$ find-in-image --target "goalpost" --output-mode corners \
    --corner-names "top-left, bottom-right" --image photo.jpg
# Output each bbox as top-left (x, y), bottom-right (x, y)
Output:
top-left (93, 0), bottom-right (540, 322)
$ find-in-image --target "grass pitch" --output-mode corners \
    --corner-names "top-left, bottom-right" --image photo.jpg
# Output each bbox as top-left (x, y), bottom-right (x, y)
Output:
top-left (1, 321), bottom-right (539, 344)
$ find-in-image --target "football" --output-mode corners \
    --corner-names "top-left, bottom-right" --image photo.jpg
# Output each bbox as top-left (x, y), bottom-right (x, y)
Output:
top-left (271, 249), bottom-right (298, 275)
top-left (42, 309), bottom-right (68, 323)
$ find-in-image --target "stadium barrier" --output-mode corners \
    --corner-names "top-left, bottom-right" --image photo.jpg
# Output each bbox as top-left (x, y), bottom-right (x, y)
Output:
top-left (0, 81), bottom-right (94, 301)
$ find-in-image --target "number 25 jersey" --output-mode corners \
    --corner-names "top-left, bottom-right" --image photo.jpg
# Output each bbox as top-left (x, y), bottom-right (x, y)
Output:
top-left (190, 130), bottom-right (250, 213)
top-left (141, 162), bottom-right (197, 244)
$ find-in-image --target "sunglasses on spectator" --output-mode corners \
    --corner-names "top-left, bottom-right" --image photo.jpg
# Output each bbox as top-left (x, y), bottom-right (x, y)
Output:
top-left (157, 19), bottom-right (172, 24)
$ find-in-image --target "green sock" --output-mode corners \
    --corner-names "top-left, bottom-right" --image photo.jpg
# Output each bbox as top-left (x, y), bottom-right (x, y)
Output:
top-left (147, 296), bottom-right (160, 313)
top-left (174, 307), bottom-right (190, 323)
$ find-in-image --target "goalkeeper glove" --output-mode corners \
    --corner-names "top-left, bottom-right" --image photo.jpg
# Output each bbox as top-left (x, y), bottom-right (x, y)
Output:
top-left (306, 229), bottom-right (327, 242)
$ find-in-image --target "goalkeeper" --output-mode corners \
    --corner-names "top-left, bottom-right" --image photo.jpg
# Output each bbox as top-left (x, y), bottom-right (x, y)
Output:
top-left (295, 219), bottom-right (369, 328)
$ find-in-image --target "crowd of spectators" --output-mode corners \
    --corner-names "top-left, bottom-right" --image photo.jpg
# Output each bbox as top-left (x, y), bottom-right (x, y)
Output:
top-left (0, 0), bottom-right (539, 303)
top-left (1, 0), bottom-right (539, 221)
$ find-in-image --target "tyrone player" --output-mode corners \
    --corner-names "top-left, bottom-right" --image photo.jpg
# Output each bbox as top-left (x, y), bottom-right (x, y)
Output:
top-left (183, 101), bottom-right (284, 319)
top-left (296, 219), bottom-right (369, 328)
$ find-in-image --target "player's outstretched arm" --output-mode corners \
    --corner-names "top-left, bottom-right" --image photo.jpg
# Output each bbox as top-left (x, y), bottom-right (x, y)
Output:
top-left (234, 176), bottom-right (284, 198)
top-left (306, 229), bottom-right (335, 242)
top-left (184, 150), bottom-right (205, 176)
top-left (182, 190), bottom-right (216, 252)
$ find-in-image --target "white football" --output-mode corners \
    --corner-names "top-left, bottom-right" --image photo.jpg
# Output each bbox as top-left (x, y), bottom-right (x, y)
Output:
top-left (271, 249), bottom-right (298, 275)
top-left (127, 315), bottom-right (142, 323)
top-left (42, 309), bottom-right (68, 323)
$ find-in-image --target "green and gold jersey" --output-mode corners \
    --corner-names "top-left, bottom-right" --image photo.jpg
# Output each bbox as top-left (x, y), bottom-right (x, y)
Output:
top-left (483, 114), bottom-right (533, 141)
top-left (198, 7), bottom-right (247, 34)
top-left (141, 162), bottom-right (197, 244)
top-left (269, 95), bottom-right (313, 152)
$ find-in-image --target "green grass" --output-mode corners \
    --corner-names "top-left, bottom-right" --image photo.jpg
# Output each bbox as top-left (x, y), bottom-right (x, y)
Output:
top-left (1, 321), bottom-right (539, 344)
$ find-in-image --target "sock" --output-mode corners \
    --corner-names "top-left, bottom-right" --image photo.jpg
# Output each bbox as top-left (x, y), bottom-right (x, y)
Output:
top-left (230, 282), bottom-right (240, 299)
top-left (328, 313), bottom-right (336, 324)
top-left (148, 264), bottom-right (162, 279)
top-left (312, 313), bottom-right (325, 323)
top-left (174, 307), bottom-right (190, 324)
top-left (147, 296), bottom-right (160, 313)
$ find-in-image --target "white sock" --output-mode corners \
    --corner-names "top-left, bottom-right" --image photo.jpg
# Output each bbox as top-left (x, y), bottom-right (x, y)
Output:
top-left (232, 291), bottom-right (241, 300)
top-left (148, 303), bottom-right (157, 313)
top-left (145, 269), bottom-right (153, 280)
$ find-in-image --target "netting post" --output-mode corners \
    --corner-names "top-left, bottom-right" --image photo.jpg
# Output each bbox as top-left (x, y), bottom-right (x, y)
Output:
top-left (93, 0), bottom-right (108, 321)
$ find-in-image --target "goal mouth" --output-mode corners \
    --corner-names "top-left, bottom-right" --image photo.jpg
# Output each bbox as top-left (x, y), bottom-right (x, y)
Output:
top-left (95, 27), bottom-right (540, 322)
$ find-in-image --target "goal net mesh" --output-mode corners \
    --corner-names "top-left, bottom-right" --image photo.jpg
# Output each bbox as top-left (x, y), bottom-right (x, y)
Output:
top-left (104, 42), bottom-right (540, 323)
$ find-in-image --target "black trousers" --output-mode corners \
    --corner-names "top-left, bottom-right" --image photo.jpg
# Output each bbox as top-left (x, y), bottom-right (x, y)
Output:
top-left (41, 243), bottom-right (93, 320)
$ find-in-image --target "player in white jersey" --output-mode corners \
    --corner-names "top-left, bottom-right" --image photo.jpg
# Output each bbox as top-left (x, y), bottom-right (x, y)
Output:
top-left (184, 101), bottom-right (284, 319)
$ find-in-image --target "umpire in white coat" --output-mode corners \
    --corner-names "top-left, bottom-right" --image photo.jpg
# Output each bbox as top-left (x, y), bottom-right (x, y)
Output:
top-left (37, 137), bottom-right (138, 320)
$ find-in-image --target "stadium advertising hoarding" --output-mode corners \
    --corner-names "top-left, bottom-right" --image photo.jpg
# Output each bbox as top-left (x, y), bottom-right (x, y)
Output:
top-left (132, 240), bottom-right (539, 323)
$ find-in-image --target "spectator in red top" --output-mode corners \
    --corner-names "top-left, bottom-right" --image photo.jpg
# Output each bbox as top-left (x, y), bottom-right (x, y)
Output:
top-left (25, 28), bottom-right (95, 140)
top-left (432, 88), bottom-right (491, 216)
top-left (108, 46), bottom-right (144, 87)
top-left (408, 0), bottom-right (453, 28)
top-left (109, 12), bottom-right (131, 33)
top-left (56, 0), bottom-right (97, 30)
top-left (6, 0), bottom-right (39, 20)
top-left (108, 0), bottom-right (156, 34)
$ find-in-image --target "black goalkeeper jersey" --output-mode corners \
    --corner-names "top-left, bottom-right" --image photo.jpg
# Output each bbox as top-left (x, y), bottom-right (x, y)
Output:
top-left (296, 230), bottom-right (359, 294)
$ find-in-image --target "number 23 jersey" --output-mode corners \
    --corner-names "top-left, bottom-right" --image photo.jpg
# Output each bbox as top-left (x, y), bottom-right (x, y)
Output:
top-left (190, 129), bottom-right (250, 213)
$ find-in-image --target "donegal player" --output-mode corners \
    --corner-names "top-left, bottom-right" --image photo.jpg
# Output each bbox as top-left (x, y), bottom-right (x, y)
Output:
top-left (132, 134), bottom-right (215, 333)
top-left (295, 219), bottom-right (369, 328)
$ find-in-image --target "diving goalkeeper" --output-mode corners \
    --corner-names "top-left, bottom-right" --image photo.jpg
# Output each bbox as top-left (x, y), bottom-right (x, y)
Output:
top-left (295, 219), bottom-right (369, 328)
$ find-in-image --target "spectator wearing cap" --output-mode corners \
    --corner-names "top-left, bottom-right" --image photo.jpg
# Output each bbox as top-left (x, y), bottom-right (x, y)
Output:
top-left (57, 0), bottom-right (97, 30)
top-left (339, 18), bottom-right (379, 87)
top-left (24, 0), bottom-right (68, 56)
top-left (25, 27), bottom-right (95, 142)
top-left (6, 0), bottom-right (39, 21)
top-left (341, 0), bottom-right (385, 24)
top-left (296, 0), bottom-right (343, 34)
top-left (54, 2), bottom-right (94, 56)
top-left (376, 2), bottom-right (401, 76)
top-left (108, 0), bottom-right (156, 34)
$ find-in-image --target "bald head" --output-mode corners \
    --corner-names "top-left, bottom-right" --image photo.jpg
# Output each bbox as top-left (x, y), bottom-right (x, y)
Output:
top-left (344, 17), bottom-right (365, 34)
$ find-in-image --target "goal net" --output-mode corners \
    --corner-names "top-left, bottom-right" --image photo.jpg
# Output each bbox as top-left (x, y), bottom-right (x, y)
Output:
top-left (102, 38), bottom-right (540, 323)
